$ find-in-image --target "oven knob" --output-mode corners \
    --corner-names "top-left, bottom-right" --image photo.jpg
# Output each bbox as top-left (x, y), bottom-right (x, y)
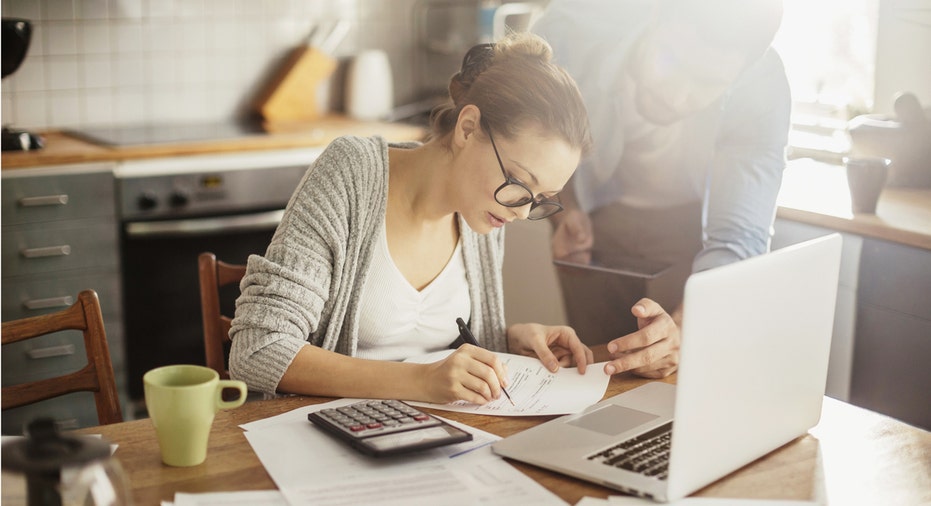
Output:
top-left (169, 191), bottom-right (190, 208)
top-left (137, 192), bottom-right (158, 211)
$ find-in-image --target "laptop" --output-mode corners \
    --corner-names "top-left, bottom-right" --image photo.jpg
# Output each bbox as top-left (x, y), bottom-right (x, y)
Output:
top-left (492, 233), bottom-right (842, 502)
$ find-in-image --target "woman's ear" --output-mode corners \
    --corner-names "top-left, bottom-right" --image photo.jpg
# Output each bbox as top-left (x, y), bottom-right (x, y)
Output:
top-left (453, 105), bottom-right (482, 148)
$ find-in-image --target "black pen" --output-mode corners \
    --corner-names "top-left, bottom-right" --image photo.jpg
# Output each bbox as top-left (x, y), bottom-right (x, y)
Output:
top-left (455, 317), bottom-right (515, 406)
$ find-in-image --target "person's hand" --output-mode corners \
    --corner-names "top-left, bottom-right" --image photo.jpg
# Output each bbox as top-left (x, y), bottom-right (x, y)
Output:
top-left (421, 345), bottom-right (509, 405)
top-left (507, 323), bottom-right (593, 374)
top-left (551, 209), bottom-right (593, 262)
top-left (604, 298), bottom-right (680, 378)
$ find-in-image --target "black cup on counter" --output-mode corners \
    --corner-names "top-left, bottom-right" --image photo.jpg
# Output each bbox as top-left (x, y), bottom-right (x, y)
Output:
top-left (845, 156), bottom-right (891, 214)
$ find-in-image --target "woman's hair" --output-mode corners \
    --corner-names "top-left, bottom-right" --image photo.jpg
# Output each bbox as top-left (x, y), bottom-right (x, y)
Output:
top-left (429, 31), bottom-right (592, 156)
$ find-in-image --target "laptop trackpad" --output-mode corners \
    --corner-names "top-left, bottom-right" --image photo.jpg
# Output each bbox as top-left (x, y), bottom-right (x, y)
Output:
top-left (568, 404), bottom-right (659, 436)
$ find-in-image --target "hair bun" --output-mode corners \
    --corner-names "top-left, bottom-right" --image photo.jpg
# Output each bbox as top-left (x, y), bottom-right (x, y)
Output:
top-left (454, 43), bottom-right (496, 95)
top-left (493, 31), bottom-right (553, 63)
top-left (451, 34), bottom-right (553, 105)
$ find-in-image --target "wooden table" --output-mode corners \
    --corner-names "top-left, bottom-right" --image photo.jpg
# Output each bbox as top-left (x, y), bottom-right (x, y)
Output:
top-left (75, 357), bottom-right (931, 506)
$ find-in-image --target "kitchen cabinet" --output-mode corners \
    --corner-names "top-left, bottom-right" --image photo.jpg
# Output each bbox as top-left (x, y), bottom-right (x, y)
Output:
top-left (1, 163), bottom-right (128, 434)
top-left (850, 238), bottom-right (931, 430)
top-left (771, 219), bottom-right (861, 403)
top-left (775, 221), bottom-right (931, 431)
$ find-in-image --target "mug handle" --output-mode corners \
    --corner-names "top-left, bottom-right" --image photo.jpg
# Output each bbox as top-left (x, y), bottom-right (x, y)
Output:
top-left (215, 380), bottom-right (248, 410)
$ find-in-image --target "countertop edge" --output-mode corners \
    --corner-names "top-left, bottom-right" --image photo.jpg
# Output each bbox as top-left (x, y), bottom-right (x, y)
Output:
top-left (777, 205), bottom-right (931, 251)
top-left (1, 117), bottom-right (428, 170)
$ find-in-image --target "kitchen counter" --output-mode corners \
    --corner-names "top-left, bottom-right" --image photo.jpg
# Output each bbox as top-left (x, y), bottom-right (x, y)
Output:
top-left (0, 116), bottom-right (427, 170)
top-left (777, 158), bottom-right (931, 251)
top-left (5, 129), bottom-right (928, 251)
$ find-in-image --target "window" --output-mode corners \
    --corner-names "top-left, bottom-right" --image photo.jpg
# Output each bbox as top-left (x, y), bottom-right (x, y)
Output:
top-left (774, 0), bottom-right (879, 117)
top-left (773, 0), bottom-right (881, 159)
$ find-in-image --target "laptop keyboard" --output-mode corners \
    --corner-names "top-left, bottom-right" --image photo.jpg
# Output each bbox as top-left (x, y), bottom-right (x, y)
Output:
top-left (587, 421), bottom-right (673, 480)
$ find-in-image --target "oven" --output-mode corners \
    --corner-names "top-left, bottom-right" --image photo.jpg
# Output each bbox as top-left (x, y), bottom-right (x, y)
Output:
top-left (114, 149), bottom-right (321, 404)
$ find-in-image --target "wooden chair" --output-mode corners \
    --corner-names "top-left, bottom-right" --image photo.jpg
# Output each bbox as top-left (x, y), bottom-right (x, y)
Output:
top-left (198, 252), bottom-right (247, 380)
top-left (1, 289), bottom-right (123, 425)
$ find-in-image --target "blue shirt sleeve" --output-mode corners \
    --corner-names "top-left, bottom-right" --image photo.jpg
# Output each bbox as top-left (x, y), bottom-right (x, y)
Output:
top-left (694, 49), bottom-right (792, 272)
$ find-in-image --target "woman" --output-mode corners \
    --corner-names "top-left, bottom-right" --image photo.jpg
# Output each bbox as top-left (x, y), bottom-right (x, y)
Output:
top-left (229, 32), bottom-right (594, 405)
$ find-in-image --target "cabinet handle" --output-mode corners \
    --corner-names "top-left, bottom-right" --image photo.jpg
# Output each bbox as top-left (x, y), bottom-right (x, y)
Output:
top-left (55, 418), bottom-right (80, 431)
top-left (23, 296), bottom-right (74, 310)
top-left (20, 245), bottom-right (72, 258)
top-left (27, 344), bottom-right (76, 359)
top-left (19, 194), bottom-right (69, 207)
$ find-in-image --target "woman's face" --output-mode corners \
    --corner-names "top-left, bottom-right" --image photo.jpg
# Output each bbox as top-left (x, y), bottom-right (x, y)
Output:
top-left (458, 124), bottom-right (580, 234)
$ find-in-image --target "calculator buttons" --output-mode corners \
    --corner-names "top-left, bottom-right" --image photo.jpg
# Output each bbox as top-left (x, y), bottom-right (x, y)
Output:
top-left (314, 401), bottom-right (440, 437)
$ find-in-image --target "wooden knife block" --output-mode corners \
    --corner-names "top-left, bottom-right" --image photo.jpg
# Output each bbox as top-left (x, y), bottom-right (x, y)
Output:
top-left (257, 47), bottom-right (337, 123)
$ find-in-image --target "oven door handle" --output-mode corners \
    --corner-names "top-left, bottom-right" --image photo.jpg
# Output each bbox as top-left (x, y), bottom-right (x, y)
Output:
top-left (124, 209), bottom-right (285, 237)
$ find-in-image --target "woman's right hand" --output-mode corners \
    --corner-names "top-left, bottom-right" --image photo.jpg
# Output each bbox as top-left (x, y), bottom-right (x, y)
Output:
top-left (552, 208), bottom-right (593, 262)
top-left (420, 345), bottom-right (509, 405)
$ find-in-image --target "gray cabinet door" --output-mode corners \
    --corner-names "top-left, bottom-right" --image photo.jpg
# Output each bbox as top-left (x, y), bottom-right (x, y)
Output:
top-left (851, 238), bottom-right (931, 431)
top-left (2, 165), bottom-right (126, 434)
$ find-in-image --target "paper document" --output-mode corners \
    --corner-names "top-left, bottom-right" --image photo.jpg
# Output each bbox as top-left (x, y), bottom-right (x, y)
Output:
top-left (241, 399), bottom-right (499, 488)
top-left (606, 498), bottom-right (820, 506)
top-left (241, 400), bottom-right (566, 505)
top-left (173, 490), bottom-right (286, 506)
top-left (282, 457), bottom-right (565, 506)
top-left (404, 349), bottom-right (610, 415)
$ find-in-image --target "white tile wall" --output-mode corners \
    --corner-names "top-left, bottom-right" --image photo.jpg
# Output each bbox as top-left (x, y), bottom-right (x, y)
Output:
top-left (1, 0), bottom-right (432, 131)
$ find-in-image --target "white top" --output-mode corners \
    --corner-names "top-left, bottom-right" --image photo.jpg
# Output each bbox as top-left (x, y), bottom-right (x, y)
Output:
top-left (355, 223), bottom-right (471, 361)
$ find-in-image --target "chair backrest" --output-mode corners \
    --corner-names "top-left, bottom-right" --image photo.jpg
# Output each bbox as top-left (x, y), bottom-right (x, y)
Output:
top-left (198, 252), bottom-right (247, 380)
top-left (1, 289), bottom-right (123, 425)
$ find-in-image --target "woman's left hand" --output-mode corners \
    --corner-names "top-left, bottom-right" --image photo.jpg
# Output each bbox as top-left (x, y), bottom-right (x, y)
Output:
top-left (507, 323), bottom-right (593, 373)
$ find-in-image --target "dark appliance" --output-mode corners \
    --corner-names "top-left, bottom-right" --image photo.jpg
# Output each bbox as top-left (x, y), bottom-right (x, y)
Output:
top-left (2, 17), bottom-right (44, 151)
top-left (115, 147), bottom-right (320, 404)
top-left (2, 18), bottom-right (31, 77)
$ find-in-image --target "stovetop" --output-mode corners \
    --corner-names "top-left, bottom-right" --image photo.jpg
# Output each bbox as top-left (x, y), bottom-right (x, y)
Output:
top-left (66, 120), bottom-right (267, 147)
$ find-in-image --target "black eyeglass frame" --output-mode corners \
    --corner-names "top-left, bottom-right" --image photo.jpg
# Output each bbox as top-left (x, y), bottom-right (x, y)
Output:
top-left (486, 128), bottom-right (564, 220)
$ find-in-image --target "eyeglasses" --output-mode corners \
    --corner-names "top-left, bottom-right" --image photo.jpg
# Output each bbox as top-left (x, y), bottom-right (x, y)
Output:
top-left (486, 129), bottom-right (563, 220)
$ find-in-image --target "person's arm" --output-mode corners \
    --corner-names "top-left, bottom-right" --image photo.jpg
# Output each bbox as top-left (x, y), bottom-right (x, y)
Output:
top-left (233, 227), bottom-right (514, 404)
top-left (277, 344), bottom-right (510, 405)
top-left (549, 173), bottom-right (595, 261)
top-left (695, 49), bottom-right (792, 272)
top-left (228, 155), bottom-right (342, 395)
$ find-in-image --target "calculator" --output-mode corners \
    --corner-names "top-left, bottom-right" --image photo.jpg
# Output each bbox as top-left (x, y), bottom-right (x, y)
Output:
top-left (307, 400), bottom-right (473, 457)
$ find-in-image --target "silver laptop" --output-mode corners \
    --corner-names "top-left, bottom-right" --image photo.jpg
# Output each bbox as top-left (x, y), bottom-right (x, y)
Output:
top-left (492, 234), bottom-right (842, 502)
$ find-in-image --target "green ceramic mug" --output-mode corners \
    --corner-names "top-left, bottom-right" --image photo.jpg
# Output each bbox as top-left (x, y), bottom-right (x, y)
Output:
top-left (143, 364), bottom-right (247, 467)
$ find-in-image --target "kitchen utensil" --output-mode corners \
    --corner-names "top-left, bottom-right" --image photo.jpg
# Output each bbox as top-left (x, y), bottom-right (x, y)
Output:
top-left (345, 49), bottom-right (394, 121)
top-left (1, 418), bottom-right (131, 506)
top-left (256, 22), bottom-right (349, 124)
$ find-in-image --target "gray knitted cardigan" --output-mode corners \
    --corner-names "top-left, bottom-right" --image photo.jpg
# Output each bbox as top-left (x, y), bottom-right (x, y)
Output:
top-left (228, 135), bottom-right (509, 394)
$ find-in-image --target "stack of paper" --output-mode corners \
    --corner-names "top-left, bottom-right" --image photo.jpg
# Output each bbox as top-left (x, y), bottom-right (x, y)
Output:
top-left (236, 398), bottom-right (569, 505)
